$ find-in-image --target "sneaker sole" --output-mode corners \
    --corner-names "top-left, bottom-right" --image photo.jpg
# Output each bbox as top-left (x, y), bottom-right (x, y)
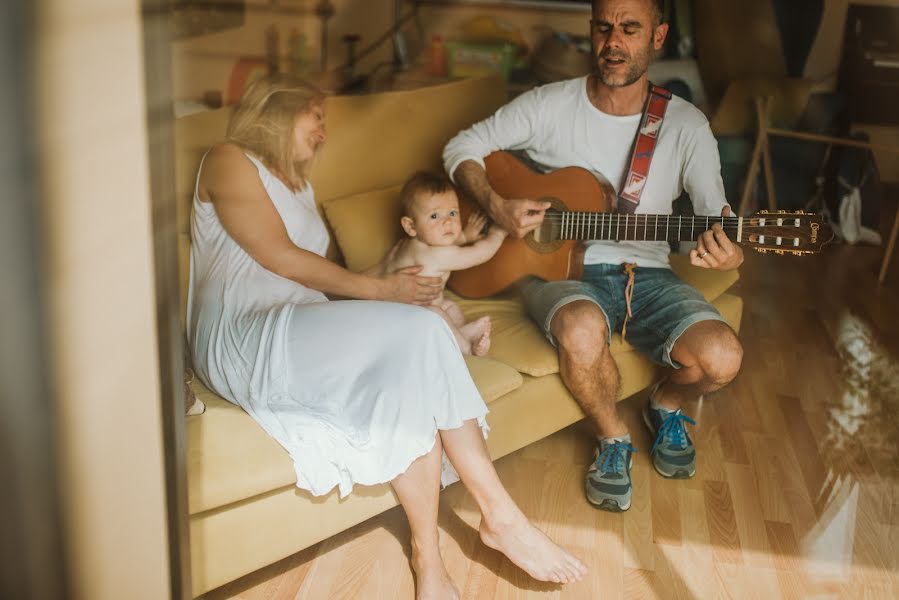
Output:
top-left (587, 495), bottom-right (632, 512)
top-left (654, 464), bottom-right (695, 479)
top-left (642, 407), bottom-right (696, 479)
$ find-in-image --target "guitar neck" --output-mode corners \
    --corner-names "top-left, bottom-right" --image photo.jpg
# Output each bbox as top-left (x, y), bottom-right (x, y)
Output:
top-left (552, 212), bottom-right (742, 243)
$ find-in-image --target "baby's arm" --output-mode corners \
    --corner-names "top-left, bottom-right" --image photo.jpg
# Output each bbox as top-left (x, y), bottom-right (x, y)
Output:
top-left (432, 226), bottom-right (508, 271)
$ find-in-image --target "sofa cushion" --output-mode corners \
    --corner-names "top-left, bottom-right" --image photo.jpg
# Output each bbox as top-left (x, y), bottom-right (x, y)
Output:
top-left (187, 354), bottom-right (523, 515)
top-left (310, 76), bottom-right (507, 206)
top-left (179, 232), bottom-right (191, 330)
top-left (453, 290), bottom-right (557, 377)
top-left (174, 108), bottom-right (231, 236)
top-left (670, 253), bottom-right (740, 300)
top-left (321, 185), bottom-right (403, 273)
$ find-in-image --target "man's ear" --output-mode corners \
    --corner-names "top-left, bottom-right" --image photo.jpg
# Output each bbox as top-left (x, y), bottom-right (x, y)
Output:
top-left (400, 216), bottom-right (417, 237)
top-left (653, 22), bottom-right (669, 51)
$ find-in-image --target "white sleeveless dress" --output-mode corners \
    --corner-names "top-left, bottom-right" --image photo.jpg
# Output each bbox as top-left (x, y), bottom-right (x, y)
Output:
top-left (187, 152), bottom-right (488, 497)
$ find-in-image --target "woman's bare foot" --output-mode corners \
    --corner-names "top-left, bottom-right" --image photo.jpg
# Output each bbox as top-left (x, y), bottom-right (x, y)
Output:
top-left (411, 547), bottom-right (460, 600)
top-left (461, 317), bottom-right (491, 357)
top-left (479, 513), bottom-right (586, 584)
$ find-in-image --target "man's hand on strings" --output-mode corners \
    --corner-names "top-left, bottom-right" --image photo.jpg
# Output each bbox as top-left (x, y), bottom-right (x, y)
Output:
top-left (689, 205), bottom-right (744, 270)
top-left (488, 192), bottom-right (550, 239)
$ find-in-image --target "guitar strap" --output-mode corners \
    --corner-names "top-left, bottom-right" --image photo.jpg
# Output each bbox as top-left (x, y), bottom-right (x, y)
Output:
top-left (617, 84), bottom-right (671, 338)
top-left (618, 83), bottom-right (672, 214)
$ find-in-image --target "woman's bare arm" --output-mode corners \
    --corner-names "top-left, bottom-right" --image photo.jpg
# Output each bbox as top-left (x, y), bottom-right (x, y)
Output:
top-left (201, 145), bottom-right (441, 304)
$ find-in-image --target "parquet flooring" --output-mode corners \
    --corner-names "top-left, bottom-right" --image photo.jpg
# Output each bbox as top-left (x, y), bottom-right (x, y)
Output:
top-left (201, 198), bottom-right (899, 599)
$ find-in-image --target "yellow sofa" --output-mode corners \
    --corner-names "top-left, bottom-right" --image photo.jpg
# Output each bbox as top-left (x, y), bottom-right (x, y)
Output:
top-left (175, 75), bottom-right (743, 597)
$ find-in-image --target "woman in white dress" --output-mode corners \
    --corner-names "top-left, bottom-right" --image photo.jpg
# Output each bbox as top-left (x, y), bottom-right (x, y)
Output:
top-left (187, 75), bottom-right (585, 598)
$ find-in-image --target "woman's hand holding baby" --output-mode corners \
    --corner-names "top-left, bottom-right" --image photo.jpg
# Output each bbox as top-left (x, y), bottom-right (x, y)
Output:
top-left (379, 265), bottom-right (442, 305)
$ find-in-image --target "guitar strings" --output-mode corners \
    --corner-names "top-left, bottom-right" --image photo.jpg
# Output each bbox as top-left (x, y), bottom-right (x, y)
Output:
top-left (538, 216), bottom-right (801, 231)
top-left (540, 215), bottom-right (741, 233)
top-left (541, 215), bottom-right (766, 226)
top-left (533, 215), bottom-right (815, 243)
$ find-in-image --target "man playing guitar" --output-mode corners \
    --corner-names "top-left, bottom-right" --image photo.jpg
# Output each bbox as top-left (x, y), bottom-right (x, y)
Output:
top-left (444, 0), bottom-right (744, 512)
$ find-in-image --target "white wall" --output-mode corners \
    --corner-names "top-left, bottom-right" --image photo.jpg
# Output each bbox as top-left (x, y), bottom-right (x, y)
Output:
top-left (34, 0), bottom-right (171, 598)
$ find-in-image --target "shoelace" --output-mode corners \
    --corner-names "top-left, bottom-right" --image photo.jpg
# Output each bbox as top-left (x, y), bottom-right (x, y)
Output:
top-left (651, 410), bottom-right (696, 455)
top-left (596, 442), bottom-right (637, 475)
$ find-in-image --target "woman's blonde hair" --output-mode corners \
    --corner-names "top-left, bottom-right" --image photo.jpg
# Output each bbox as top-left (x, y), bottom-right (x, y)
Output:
top-left (226, 74), bottom-right (326, 192)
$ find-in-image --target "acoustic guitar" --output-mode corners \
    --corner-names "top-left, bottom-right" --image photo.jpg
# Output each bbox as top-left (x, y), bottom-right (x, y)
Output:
top-left (448, 151), bottom-right (834, 298)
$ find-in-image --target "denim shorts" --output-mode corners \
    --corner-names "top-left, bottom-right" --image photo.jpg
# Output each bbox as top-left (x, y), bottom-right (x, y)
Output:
top-left (520, 263), bottom-right (726, 368)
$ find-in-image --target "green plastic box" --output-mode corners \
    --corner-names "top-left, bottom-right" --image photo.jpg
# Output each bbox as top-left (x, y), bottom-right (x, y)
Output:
top-left (446, 41), bottom-right (515, 81)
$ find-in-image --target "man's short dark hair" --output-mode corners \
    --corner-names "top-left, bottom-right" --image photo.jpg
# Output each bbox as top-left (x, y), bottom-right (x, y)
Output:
top-left (400, 171), bottom-right (456, 217)
top-left (593, 0), bottom-right (666, 25)
top-left (651, 0), bottom-right (666, 24)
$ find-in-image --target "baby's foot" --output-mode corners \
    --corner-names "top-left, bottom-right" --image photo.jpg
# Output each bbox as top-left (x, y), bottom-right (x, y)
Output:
top-left (412, 549), bottom-right (460, 600)
top-left (471, 321), bottom-right (491, 356)
top-left (479, 514), bottom-right (586, 584)
top-left (461, 316), bottom-right (491, 356)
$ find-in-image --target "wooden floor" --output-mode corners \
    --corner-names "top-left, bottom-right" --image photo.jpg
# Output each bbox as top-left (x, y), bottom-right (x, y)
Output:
top-left (201, 200), bottom-right (899, 600)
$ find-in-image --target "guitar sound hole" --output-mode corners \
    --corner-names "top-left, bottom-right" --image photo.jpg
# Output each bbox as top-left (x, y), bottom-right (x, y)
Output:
top-left (527, 197), bottom-right (566, 253)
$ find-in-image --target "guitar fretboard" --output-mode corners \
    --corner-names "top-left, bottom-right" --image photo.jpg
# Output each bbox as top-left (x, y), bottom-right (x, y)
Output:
top-left (552, 212), bottom-right (742, 243)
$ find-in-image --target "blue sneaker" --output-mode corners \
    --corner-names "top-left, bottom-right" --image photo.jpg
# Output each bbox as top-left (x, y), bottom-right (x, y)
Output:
top-left (643, 399), bottom-right (697, 479)
top-left (585, 439), bottom-right (636, 512)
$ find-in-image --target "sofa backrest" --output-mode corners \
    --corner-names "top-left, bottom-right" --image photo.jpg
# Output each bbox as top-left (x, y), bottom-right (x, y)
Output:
top-left (173, 75), bottom-right (508, 325)
top-left (308, 76), bottom-right (506, 204)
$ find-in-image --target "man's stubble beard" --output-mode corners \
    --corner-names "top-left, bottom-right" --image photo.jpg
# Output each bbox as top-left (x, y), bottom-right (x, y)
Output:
top-left (593, 42), bottom-right (653, 88)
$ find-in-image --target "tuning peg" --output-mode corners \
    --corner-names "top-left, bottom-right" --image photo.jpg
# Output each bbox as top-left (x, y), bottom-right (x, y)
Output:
top-left (756, 248), bottom-right (768, 254)
top-left (775, 250), bottom-right (785, 255)
top-left (777, 210), bottom-right (786, 214)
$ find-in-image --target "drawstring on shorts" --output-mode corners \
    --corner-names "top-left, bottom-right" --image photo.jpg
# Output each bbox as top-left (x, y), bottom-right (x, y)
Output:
top-left (622, 263), bottom-right (637, 338)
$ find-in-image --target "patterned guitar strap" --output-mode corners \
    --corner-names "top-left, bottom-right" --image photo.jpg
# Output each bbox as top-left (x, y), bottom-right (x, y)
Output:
top-left (618, 83), bottom-right (672, 337)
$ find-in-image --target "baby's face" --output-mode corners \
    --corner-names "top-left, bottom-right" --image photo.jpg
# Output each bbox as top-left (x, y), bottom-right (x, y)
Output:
top-left (409, 191), bottom-right (462, 246)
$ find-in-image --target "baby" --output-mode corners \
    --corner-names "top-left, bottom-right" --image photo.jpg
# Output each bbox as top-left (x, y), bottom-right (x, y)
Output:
top-left (383, 171), bottom-right (507, 356)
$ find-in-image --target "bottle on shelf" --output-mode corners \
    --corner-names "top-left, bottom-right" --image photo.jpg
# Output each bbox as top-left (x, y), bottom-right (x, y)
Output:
top-left (427, 34), bottom-right (447, 77)
top-left (265, 25), bottom-right (280, 75)
top-left (287, 27), bottom-right (308, 76)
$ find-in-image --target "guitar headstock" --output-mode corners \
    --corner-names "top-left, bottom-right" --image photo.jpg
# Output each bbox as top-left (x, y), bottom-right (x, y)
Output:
top-left (742, 210), bottom-right (834, 255)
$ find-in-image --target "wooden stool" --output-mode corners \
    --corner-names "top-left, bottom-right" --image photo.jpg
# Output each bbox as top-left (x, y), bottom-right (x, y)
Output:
top-left (739, 95), bottom-right (899, 284)
top-left (879, 201), bottom-right (899, 284)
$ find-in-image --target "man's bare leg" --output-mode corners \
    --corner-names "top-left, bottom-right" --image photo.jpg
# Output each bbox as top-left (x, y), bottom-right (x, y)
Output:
top-left (652, 320), bottom-right (743, 410)
top-left (551, 301), bottom-right (625, 437)
top-left (391, 437), bottom-right (459, 600)
top-left (551, 300), bottom-right (636, 510)
top-left (642, 320), bottom-right (742, 480)
top-left (440, 420), bottom-right (587, 584)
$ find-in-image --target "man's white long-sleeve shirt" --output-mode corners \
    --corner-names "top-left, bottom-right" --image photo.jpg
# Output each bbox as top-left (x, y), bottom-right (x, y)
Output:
top-left (443, 76), bottom-right (728, 269)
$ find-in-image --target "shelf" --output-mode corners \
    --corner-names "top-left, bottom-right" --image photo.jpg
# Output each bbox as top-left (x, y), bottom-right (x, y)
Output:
top-left (415, 0), bottom-right (590, 12)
